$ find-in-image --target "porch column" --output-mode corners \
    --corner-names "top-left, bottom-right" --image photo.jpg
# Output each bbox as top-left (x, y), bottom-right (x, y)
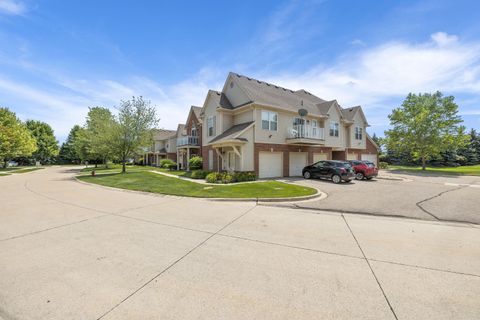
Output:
top-left (177, 149), bottom-right (180, 170)
top-left (186, 147), bottom-right (190, 170)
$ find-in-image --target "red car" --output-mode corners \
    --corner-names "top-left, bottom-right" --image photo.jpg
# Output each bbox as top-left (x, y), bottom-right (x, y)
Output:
top-left (348, 160), bottom-right (378, 180)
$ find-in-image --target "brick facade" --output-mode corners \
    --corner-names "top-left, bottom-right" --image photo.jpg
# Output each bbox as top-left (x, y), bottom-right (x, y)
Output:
top-left (254, 143), bottom-right (333, 177)
top-left (202, 145), bottom-right (220, 172)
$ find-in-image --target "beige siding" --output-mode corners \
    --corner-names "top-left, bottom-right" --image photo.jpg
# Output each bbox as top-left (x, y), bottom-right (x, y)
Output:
top-left (233, 109), bottom-right (254, 125)
top-left (202, 94), bottom-right (220, 145)
top-left (237, 127), bottom-right (254, 171)
top-left (349, 111), bottom-right (366, 149)
top-left (224, 76), bottom-right (251, 107)
top-left (221, 113), bottom-right (233, 132)
top-left (253, 106), bottom-right (324, 144)
top-left (324, 106), bottom-right (345, 148)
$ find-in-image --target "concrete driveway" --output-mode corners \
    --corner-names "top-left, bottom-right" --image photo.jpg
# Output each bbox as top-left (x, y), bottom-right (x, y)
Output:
top-left (0, 167), bottom-right (479, 319)
top-left (282, 171), bottom-right (480, 224)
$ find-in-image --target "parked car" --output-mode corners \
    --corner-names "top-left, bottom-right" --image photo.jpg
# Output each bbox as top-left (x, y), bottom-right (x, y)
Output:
top-left (348, 160), bottom-right (378, 180)
top-left (302, 160), bottom-right (355, 183)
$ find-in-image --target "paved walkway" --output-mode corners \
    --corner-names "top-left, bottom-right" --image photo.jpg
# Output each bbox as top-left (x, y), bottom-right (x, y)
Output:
top-left (0, 167), bottom-right (479, 319)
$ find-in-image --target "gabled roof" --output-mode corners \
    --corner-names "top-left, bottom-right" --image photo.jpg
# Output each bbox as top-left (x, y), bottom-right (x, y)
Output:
top-left (209, 90), bottom-right (234, 110)
top-left (341, 106), bottom-right (361, 121)
top-left (191, 106), bottom-right (202, 119)
top-left (153, 129), bottom-right (177, 140)
top-left (225, 72), bottom-right (332, 116)
top-left (176, 124), bottom-right (186, 137)
top-left (208, 121), bottom-right (254, 144)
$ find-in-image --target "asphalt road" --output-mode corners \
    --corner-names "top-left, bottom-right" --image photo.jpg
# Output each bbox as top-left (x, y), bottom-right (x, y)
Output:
top-left (0, 167), bottom-right (479, 320)
top-left (281, 171), bottom-right (480, 224)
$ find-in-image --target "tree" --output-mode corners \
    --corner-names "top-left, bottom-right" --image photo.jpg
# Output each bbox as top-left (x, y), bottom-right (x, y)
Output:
top-left (111, 97), bottom-right (159, 173)
top-left (59, 125), bottom-right (82, 164)
top-left (458, 129), bottom-right (480, 165)
top-left (85, 107), bottom-right (116, 167)
top-left (25, 120), bottom-right (59, 164)
top-left (0, 108), bottom-right (37, 167)
top-left (72, 127), bottom-right (92, 166)
top-left (385, 92), bottom-right (467, 170)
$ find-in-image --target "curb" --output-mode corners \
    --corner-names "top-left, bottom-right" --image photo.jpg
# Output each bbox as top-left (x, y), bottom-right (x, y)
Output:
top-left (74, 176), bottom-right (325, 203)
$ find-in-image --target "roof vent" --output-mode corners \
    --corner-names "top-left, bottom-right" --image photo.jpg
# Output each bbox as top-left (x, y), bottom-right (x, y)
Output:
top-left (230, 81), bottom-right (234, 88)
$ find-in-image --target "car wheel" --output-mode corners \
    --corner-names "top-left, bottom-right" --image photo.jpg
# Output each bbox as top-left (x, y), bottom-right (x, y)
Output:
top-left (355, 172), bottom-right (364, 180)
top-left (303, 171), bottom-right (311, 179)
top-left (331, 174), bottom-right (341, 184)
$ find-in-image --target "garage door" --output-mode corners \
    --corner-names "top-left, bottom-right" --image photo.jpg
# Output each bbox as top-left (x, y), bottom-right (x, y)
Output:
top-left (289, 152), bottom-right (307, 176)
top-left (361, 154), bottom-right (378, 166)
top-left (259, 152), bottom-right (283, 178)
top-left (346, 153), bottom-right (357, 160)
top-left (313, 153), bottom-right (328, 163)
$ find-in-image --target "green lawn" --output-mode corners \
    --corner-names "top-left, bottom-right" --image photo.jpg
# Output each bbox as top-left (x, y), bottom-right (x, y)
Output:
top-left (388, 164), bottom-right (480, 176)
top-left (79, 165), bottom-right (186, 176)
top-left (0, 166), bottom-right (45, 175)
top-left (78, 171), bottom-right (317, 199)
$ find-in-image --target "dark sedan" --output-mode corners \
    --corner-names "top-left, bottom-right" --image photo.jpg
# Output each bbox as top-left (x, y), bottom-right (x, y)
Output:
top-left (302, 160), bottom-right (355, 183)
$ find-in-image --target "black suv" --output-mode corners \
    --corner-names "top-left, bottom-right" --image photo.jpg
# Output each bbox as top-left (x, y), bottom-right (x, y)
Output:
top-left (302, 160), bottom-right (355, 183)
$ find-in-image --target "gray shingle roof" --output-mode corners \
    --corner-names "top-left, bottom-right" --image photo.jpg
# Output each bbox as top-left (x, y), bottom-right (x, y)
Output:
top-left (153, 129), bottom-right (177, 140)
top-left (208, 121), bottom-right (254, 144)
top-left (228, 73), bottom-right (333, 116)
top-left (191, 106), bottom-right (202, 119)
top-left (341, 106), bottom-right (360, 121)
top-left (209, 90), bottom-right (234, 110)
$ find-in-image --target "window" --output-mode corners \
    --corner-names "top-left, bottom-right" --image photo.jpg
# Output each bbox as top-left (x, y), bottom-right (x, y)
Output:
top-left (191, 125), bottom-right (197, 137)
top-left (261, 111), bottom-right (278, 131)
top-left (329, 122), bottom-right (339, 137)
top-left (207, 116), bottom-right (216, 137)
top-left (312, 120), bottom-right (317, 136)
top-left (355, 126), bottom-right (363, 140)
top-left (293, 117), bottom-right (304, 126)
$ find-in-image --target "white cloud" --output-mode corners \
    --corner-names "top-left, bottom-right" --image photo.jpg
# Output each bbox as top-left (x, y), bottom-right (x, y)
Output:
top-left (260, 32), bottom-right (480, 113)
top-left (0, 0), bottom-right (26, 15)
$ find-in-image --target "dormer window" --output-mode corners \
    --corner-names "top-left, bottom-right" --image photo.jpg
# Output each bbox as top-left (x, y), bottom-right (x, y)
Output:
top-left (355, 126), bottom-right (363, 140)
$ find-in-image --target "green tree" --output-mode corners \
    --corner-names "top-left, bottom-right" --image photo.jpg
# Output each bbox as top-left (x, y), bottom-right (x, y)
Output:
top-left (111, 97), bottom-right (159, 173)
top-left (59, 125), bottom-right (82, 164)
top-left (72, 127), bottom-right (92, 166)
top-left (385, 92), bottom-right (467, 170)
top-left (85, 107), bottom-right (116, 167)
top-left (458, 129), bottom-right (480, 165)
top-left (25, 120), bottom-right (59, 164)
top-left (0, 108), bottom-right (37, 167)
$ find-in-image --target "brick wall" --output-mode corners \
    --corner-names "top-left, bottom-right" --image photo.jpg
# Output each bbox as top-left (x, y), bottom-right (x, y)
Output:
top-left (202, 146), bottom-right (220, 172)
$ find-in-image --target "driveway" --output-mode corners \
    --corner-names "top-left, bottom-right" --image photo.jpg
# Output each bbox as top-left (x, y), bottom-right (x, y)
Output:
top-left (281, 171), bottom-right (480, 224)
top-left (0, 167), bottom-right (479, 319)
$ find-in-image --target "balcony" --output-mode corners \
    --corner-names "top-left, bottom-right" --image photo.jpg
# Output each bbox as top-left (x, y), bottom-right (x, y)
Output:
top-left (177, 135), bottom-right (199, 147)
top-left (286, 125), bottom-right (324, 145)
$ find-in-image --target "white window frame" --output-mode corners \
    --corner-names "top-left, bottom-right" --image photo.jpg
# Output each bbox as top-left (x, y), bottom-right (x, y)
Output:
top-left (312, 119), bottom-right (317, 136)
top-left (329, 122), bottom-right (339, 137)
top-left (261, 111), bottom-right (278, 131)
top-left (207, 116), bottom-right (216, 137)
top-left (355, 126), bottom-right (363, 140)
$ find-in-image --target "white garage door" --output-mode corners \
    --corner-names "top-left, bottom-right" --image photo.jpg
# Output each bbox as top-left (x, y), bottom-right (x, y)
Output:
top-left (259, 152), bottom-right (283, 178)
top-left (346, 153), bottom-right (357, 160)
top-left (361, 154), bottom-right (377, 166)
top-left (313, 153), bottom-right (328, 163)
top-left (289, 152), bottom-right (307, 177)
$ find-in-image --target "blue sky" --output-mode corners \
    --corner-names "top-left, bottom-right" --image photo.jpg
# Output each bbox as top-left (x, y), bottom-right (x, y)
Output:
top-left (1, 0), bottom-right (480, 142)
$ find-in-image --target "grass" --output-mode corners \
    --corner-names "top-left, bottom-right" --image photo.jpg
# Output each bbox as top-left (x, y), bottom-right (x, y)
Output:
top-left (0, 166), bottom-right (45, 175)
top-left (13, 167), bottom-right (45, 173)
top-left (388, 164), bottom-right (480, 176)
top-left (78, 171), bottom-right (317, 199)
top-left (0, 173), bottom-right (10, 176)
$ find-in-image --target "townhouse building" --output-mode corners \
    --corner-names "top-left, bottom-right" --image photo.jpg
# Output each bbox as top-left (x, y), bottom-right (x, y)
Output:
top-left (146, 72), bottom-right (379, 178)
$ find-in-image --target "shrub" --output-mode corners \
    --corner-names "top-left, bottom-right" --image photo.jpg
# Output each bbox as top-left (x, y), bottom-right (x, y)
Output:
top-left (206, 172), bottom-right (221, 183)
top-left (190, 170), bottom-right (209, 179)
top-left (379, 161), bottom-right (389, 169)
top-left (159, 159), bottom-right (176, 168)
top-left (188, 156), bottom-right (203, 170)
top-left (233, 171), bottom-right (256, 182)
top-left (221, 172), bottom-right (234, 184)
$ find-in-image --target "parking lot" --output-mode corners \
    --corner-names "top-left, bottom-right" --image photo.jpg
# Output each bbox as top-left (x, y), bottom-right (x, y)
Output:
top-left (1, 167), bottom-right (479, 319)
top-left (281, 171), bottom-right (480, 224)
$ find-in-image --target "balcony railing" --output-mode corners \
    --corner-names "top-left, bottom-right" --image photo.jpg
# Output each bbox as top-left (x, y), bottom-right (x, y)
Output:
top-left (287, 125), bottom-right (324, 140)
top-left (177, 135), bottom-right (199, 147)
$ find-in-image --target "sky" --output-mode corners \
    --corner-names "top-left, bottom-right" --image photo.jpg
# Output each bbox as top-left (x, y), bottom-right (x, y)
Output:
top-left (1, 0), bottom-right (480, 143)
